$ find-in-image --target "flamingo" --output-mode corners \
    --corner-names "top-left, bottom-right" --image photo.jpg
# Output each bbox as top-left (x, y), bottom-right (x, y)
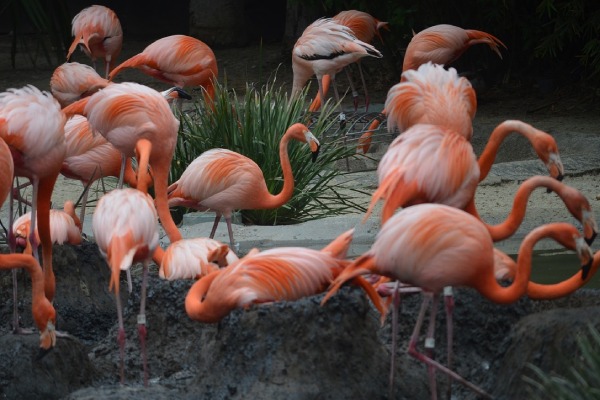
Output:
top-left (185, 228), bottom-right (385, 323)
top-left (50, 62), bottom-right (110, 107)
top-left (153, 237), bottom-right (239, 281)
top-left (167, 123), bottom-right (321, 250)
top-left (0, 138), bottom-right (56, 352)
top-left (108, 35), bottom-right (218, 104)
top-left (92, 187), bottom-right (159, 386)
top-left (291, 18), bottom-right (382, 115)
top-left (66, 5), bottom-right (123, 79)
top-left (62, 82), bottom-right (183, 244)
top-left (315, 10), bottom-right (389, 111)
top-left (322, 203), bottom-right (594, 399)
top-left (12, 200), bottom-right (82, 249)
top-left (0, 85), bottom-right (66, 333)
top-left (358, 24), bottom-right (506, 153)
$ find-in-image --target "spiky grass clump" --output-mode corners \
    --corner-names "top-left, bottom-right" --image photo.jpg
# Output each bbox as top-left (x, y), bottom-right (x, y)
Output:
top-left (171, 77), bottom-right (366, 225)
top-left (525, 324), bottom-right (600, 399)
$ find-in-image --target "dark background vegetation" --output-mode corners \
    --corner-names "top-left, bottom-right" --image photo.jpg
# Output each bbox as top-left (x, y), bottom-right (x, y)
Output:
top-left (2, 0), bottom-right (600, 96)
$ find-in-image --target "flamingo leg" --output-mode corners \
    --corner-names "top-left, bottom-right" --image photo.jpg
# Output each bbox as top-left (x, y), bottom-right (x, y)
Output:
top-left (138, 260), bottom-right (149, 387)
top-left (408, 293), bottom-right (492, 399)
top-left (356, 62), bottom-right (370, 112)
top-left (425, 294), bottom-right (440, 399)
top-left (115, 285), bottom-right (126, 385)
top-left (37, 175), bottom-right (59, 302)
top-left (209, 214), bottom-right (222, 239)
top-left (444, 286), bottom-right (455, 400)
top-left (344, 67), bottom-right (359, 111)
top-left (224, 215), bottom-right (237, 254)
top-left (388, 280), bottom-right (401, 399)
top-left (118, 154), bottom-right (126, 189)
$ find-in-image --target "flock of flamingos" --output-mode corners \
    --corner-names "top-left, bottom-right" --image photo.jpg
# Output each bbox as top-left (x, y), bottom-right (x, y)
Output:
top-left (1, 4), bottom-right (600, 399)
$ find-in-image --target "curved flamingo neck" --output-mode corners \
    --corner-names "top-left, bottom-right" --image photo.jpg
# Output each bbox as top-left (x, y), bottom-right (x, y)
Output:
top-left (476, 176), bottom-right (562, 242)
top-left (259, 133), bottom-right (295, 209)
top-left (528, 251), bottom-right (600, 299)
top-left (184, 271), bottom-right (228, 323)
top-left (477, 120), bottom-right (536, 181)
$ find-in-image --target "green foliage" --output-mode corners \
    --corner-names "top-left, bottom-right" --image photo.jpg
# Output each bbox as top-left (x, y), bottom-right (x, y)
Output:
top-left (172, 76), bottom-right (367, 226)
top-left (2, 0), bottom-right (71, 68)
top-left (525, 324), bottom-right (600, 399)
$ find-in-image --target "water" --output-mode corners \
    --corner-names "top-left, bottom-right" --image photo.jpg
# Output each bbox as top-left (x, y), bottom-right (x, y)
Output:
top-left (523, 250), bottom-right (600, 289)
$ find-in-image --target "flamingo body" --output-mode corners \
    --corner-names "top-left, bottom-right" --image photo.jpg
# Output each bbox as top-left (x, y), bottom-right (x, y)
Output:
top-left (50, 62), bottom-right (110, 107)
top-left (13, 201), bottom-right (82, 248)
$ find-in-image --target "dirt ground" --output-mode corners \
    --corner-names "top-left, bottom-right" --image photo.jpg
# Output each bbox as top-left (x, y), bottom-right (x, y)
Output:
top-left (1, 36), bottom-right (600, 400)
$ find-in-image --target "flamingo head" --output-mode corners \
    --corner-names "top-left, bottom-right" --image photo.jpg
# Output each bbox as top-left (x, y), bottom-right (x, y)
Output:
top-left (548, 223), bottom-right (594, 280)
top-left (33, 298), bottom-right (57, 352)
top-left (287, 123), bottom-right (321, 162)
top-left (530, 131), bottom-right (564, 181)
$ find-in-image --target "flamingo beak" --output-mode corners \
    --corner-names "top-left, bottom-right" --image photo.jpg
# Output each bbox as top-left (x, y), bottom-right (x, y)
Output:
top-left (583, 209), bottom-right (598, 245)
top-left (304, 131), bottom-right (321, 163)
top-left (576, 237), bottom-right (594, 280)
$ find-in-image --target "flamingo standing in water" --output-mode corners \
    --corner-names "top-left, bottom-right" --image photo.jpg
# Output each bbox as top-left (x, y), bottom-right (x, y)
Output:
top-left (358, 24), bottom-right (505, 153)
top-left (108, 35), bottom-right (218, 104)
top-left (167, 123), bottom-right (321, 250)
top-left (0, 138), bottom-right (56, 353)
top-left (185, 228), bottom-right (385, 323)
top-left (291, 18), bottom-right (382, 115)
top-left (62, 82), bottom-right (183, 245)
top-left (322, 203), bottom-right (594, 399)
top-left (66, 5), bottom-right (123, 79)
top-left (0, 85), bottom-right (66, 332)
top-left (92, 187), bottom-right (159, 386)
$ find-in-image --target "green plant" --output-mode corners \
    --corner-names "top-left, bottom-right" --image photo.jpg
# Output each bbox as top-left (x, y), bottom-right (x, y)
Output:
top-left (172, 76), bottom-right (367, 226)
top-left (525, 324), bottom-right (600, 399)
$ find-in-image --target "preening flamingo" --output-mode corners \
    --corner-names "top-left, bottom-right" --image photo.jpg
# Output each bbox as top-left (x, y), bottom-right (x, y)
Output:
top-left (322, 203), bottom-right (593, 399)
top-left (67, 5), bottom-right (123, 78)
top-left (291, 18), bottom-right (382, 114)
top-left (0, 85), bottom-right (66, 334)
top-left (50, 62), bottom-right (110, 107)
top-left (167, 123), bottom-right (321, 250)
top-left (318, 10), bottom-right (388, 111)
top-left (359, 24), bottom-right (506, 153)
top-left (185, 228), bottom-right (384, 323)
top-left (154, 237), bottom-right (238, 281)
top-left (108, 35), bottom-right (218, 103)
top-left (92, 187), bottom-right (159, 386)
top-left (12, 200), bottom-right (82, 249)
top-left (0, 138), bottom-right (56, 352)
top-left (62, 82), bottom-right (183, 244)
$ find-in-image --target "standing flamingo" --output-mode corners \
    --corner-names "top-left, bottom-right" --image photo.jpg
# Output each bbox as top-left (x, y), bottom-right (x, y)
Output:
top-left (66, 5), bottom-right (123, 78)
top-left (185, 228), bottom-right (385, 323)
top-left (322, 203), bottom-right (593, 399)
top-left (291, 18), bottom-right (382, 114)
top-left (0, 85), bottom-right (66, 333)
top-left (330, 10), bottom-right (388, 111)
top-left (92, 187), bottom-right (159, 386)
top-left (358, 24), bottom-right (505, 153)
top-left (62, 82), bottom-right (183, 244)
top-left (50, 62), bottom-right (110, 107)
top-left (167, 123), bottom-right (321, 249)
top-left (153, 237), bottom-right (239, 281)
top-left (0, 138), bottom-right (56, 352)
top-left (108, 35), bottom-right (218, 104)
top-left (13, 200), bottom-right (82, 249)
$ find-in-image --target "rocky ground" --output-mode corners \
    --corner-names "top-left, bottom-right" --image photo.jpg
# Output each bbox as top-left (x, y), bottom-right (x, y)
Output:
top-left (1, 36), bottom-right (600, 399)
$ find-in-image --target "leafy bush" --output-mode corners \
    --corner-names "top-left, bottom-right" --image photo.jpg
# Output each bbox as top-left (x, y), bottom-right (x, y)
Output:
top-left (171, 76), bottom-right (367, 226)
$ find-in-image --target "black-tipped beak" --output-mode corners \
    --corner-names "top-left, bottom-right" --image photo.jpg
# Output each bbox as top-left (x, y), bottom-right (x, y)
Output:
top-left (174, 87), bottom-right (192, 100)
top-left (581, 259), bottom-right (593, 281)
top-left (311, 145), bottom-right (321, 163)
top-left (556, 173), bottom-right (564, 182)
top-left (36, 346), bottom-right (54, 361)
top-left (586, 231), bottom-right (598, 246)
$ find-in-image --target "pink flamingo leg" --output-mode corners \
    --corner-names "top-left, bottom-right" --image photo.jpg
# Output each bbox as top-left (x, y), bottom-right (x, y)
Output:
top-left (389, 281), bottom-right (401, 399)
top-left (138, 260), bottom-right (150, 386)
top-left (209, 214), bottom-right (222, 239)
top-left (444, 286), bottom-right (455, 400)
top-left (343, 68), bottom-right (359, 111)
top-left (425, 294), bottom-right (440, 398)
top-left (115, 287), bottom-right (126, 384)
top-left (408, 293), bottom-right (491, 399)
top-left (356, 62), bottom-right (370, 111)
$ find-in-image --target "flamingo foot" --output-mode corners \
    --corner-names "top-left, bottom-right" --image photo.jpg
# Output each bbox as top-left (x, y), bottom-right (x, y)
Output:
top-left (13, 326), bottom-right (35, 335)
top-left (117, 327), bottom-right (126, 385)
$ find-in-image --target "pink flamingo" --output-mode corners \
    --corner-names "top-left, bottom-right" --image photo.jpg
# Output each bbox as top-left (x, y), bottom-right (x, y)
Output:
top-left (92, 187), bottom-right (159, 386)
top-left (167, 123), bottom-right (321, 249)
top-left (67, 5), bottom-right (123, 78)
top-left (50, 62), bottom-right (110, 107)
top-left (322, 203), bottom-right (594, 399)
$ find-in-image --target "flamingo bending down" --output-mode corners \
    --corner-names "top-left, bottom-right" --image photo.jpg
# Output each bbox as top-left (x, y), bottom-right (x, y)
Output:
top-left (50, 62), bottom-right (110, 107)
top-left (108, 35), bottom-right (218, 103)
top-left (62, 82), bottom-right (183, 244)
top-left (291, 18), bottom-right (382, 114)
top-left (0, 138), bottom-right (56, 352)
top-left (322, 203), bottom-right (593, 399)
top-left (153, 237), bottom-right (239, 281)
top-left (92, 188), bottom-right (159, 386)
top-left (66, 5), bottom-right (123, 78)
top-left (358, 24), bottom-right (506, 153)
top-left (185, 228), bottom-right (385, 323)
top-left (167, 123), bottom-right (321, 250)
top-left (0, 85), bottom-right (66, 335)
top-left (13, 200), bottom-right (82, 249)
top-left (309, 10), bottom-right (388, 111)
